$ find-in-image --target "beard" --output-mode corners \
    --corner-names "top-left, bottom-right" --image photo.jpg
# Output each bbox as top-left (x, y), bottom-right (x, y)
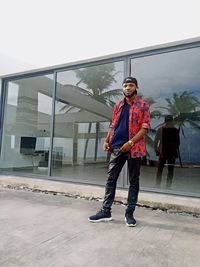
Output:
top-left (123, 91), bottom-right (136, 98)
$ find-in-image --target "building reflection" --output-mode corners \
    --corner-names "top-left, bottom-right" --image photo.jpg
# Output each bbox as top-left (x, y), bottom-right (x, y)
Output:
top-left (154, 115), bottom-right (180, 188)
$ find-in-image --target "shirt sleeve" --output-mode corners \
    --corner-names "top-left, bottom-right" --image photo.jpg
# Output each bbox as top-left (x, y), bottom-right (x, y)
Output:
top-left (141, 102), bottom-right (151, 130)
top-left (109, 105), bottom-right (116, 128)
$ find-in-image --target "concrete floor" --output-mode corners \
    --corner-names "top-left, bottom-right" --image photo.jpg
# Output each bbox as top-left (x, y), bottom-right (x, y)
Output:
top-left (0, 188), bottom-right (200, 267)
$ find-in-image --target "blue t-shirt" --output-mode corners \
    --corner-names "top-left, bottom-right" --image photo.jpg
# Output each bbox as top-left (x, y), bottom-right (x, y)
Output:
top-left (111, 102), bottom-right (129, 149)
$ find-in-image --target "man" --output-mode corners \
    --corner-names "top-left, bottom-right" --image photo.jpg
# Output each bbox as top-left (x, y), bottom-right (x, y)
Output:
top-left (154, 115), bottom-right (180, 188)
top-left (88, 76), bottom-right (150, 227)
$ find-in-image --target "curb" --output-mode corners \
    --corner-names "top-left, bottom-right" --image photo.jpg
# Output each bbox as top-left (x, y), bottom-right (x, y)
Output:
top-left (0, 175), bottom-right (200, 216)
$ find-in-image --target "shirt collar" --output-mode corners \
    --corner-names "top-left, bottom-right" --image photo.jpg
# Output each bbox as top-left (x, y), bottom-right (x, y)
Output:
top-left (119, 96), bottom-right (137, 108)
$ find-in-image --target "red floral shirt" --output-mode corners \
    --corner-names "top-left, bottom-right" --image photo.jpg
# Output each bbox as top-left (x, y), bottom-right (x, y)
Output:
top-left (107, 97), bottom-right (150, 158)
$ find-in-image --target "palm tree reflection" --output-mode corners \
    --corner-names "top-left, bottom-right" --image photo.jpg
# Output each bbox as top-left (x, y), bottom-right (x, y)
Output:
top-left (60, 64), bottom-right (123, 162)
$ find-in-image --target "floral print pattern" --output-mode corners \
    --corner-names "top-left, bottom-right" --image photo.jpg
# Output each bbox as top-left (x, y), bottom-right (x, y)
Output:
top-left (108, 97), bottom-right (150, 158)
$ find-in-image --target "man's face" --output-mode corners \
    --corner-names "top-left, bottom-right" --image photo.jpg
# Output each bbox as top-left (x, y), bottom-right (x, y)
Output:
top-left (123, 83), bottom-right (137, 98)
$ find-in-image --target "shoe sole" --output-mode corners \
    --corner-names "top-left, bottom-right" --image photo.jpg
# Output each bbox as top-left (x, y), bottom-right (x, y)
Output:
top-left (125, 218), bottom-right (136, 227)
top-left (88, 217), bottom-right (113, 223)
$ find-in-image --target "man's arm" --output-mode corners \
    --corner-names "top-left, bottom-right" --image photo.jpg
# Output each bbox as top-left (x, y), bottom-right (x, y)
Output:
top-left (130, 128), bottom-right (148, 144)
top-left (119, 128), bottom-right (148, 153)
top-left (103, 104), bottom-right (117, 151)
top-left (103, 128), bottom-right (112, 151)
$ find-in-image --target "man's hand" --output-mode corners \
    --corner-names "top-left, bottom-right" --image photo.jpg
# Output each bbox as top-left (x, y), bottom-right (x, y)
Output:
top-left (103, 142), bottom-right (110, 151)
top-left (119, 142), bottom-right (132, 153)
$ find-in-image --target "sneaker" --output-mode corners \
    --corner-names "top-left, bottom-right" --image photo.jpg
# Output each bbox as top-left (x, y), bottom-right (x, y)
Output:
top-left (88, 209), bottom-right (112, 223)
top-left (125, 213), bottom-right (136, 227)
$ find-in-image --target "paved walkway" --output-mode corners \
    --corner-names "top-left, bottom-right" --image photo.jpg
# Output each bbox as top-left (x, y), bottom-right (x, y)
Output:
top-left (0, 187), bottom-right (200, 267)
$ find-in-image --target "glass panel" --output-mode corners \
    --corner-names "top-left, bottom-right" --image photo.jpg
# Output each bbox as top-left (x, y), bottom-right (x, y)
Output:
top-left (0, 74), bottom-right (54, 176)
top-left (0, 79), bottom-right (2, 139)
top-left (0, 79), bottom-right (2, 117)
top-left (52, 61), bottom-right (124, 185)
top-left (131, 47), bottom-right (200, 196)
top-left (0, 79), bottom-right (1, 100)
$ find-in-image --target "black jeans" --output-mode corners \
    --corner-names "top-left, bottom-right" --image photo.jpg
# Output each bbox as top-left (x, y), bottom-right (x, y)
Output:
top-left (103, 149), bottom-right (141, 214)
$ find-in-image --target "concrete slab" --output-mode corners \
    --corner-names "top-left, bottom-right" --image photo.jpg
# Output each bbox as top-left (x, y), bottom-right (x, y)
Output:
top-left (0, 187), bottom-right (200, 267)
top-left (0, 175), bottom-right (200, 215)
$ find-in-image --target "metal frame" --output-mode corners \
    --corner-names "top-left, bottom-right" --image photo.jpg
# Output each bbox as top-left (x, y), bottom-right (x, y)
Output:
top-left (0, 79), bottom-right (8, 155)
top-left (47, 71), bottom-right (57, 176)
top-left (1, 37), bottom-right (199, 80)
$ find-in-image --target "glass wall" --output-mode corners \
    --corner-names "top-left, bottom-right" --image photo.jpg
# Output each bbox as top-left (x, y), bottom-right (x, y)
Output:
top-left (0, 42), bottom-right (199, 197)
top-left (0, 79), bottom-right (1, 100)
top-left (0, 74), bottom-right (54, 175)
top-left (131, 47), bottom-right (200, 195)
top-left (51, 61), bottom-right (125, 185)
top-left (0, 79), bottom-right (2, 141)
top-left (0, 79), bottom-right (1, 116)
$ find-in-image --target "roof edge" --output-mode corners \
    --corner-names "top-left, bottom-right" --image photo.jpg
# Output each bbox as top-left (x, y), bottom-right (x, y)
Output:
top-left (1, 36), bottom-right (200, 80)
